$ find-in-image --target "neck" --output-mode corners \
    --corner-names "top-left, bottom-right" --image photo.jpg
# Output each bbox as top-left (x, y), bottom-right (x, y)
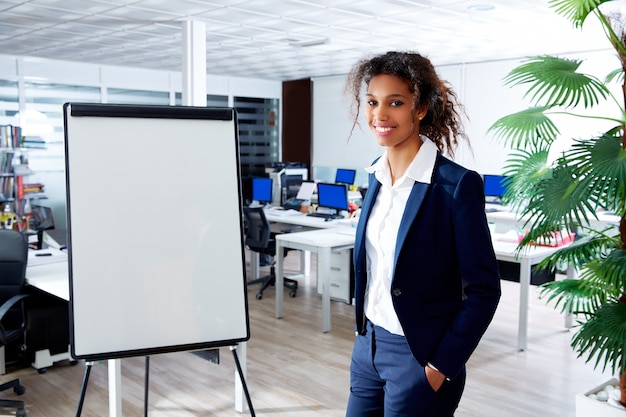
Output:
top-left (387, 138), bottom-right (422, 185)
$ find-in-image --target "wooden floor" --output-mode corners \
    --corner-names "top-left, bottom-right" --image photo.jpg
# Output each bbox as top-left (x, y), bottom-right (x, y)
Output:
top-left (0, 251), bottom-right (613, 417)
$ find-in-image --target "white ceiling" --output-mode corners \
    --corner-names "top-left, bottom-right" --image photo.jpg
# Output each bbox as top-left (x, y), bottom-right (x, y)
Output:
top-left (0, 0), bottom-right (612, 81)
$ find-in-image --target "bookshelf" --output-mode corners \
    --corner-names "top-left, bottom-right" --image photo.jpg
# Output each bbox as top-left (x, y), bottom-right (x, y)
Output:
top-left (0, 125), bottom-right (46, 230)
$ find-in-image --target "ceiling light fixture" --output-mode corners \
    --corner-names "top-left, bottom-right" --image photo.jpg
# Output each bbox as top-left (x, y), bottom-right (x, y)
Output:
top-left (287, 38), bottom-right (329, 48)
top-left (468, 4), bottom-right (495, 12)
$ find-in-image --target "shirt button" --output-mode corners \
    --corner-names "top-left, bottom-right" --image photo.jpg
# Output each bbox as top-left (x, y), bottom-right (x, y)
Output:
top-left (392, 288), bottom-right (402, 296)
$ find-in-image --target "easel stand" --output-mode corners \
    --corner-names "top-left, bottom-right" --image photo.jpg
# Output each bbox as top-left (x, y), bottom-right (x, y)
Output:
top-left (74, 347), bottom-right (255, 416)
top-left (75, 361), bottom-right (93, 417)
top-left (231, 345), bottom-right (256, 416)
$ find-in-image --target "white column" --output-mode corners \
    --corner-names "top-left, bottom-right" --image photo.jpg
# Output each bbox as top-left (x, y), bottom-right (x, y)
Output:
top-left (181, 20), bottom-right (207, 106)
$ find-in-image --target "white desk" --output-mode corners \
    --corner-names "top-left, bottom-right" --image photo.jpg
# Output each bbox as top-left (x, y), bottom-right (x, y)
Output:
top-left (491, 237), bottom-right (570, 351)
top-left (252, 208), bottom-right (356, 280)
top-left (264, 208), bottom-right (354, 229)
top-left (486, 207), bottom-right (620, 231)
top-left (271, 220), bottom-right (569, 353)
top-left (275, 227), bottom-right (356, 332)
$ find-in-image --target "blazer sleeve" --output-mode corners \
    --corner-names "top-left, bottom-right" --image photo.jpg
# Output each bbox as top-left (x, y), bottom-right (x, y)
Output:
top-left (429, 169), bottom-right (501, 379)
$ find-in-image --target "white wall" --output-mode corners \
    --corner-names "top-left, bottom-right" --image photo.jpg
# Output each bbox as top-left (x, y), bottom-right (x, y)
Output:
top-left (312, 48), bottom-right (620, 179)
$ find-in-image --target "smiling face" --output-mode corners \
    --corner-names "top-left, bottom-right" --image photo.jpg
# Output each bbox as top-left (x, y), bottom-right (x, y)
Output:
top-left (365, 74), bottom-right (426, 151)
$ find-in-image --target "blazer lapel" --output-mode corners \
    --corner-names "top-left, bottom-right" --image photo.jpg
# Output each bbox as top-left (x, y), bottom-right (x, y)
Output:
top-left (394, 182), bottom-right (429, 263)
top-left (354, 174), bottom-right (380, 262)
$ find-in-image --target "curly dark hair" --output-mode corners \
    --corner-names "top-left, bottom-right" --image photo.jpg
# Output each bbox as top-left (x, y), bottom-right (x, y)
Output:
top-left (344, 51), bottom-right (468, 158)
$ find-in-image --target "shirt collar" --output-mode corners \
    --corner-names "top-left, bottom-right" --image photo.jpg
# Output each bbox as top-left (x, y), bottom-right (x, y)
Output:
top-left (364, 136), bottom-right (438, 185)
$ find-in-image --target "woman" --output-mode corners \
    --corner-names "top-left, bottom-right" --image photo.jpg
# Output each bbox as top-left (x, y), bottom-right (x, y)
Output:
top-left (344, 51), bottom-right (501, 417)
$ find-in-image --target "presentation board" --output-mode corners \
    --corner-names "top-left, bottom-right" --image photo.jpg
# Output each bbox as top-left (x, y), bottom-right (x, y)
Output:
top-left (63, 103), bottom-right (249, 361)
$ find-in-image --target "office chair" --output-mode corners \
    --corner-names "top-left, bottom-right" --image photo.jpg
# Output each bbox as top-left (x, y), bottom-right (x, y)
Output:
top-left (243, 206), bottom-right (298, 300)
top-left (0, 229), bottom-right (29, 417)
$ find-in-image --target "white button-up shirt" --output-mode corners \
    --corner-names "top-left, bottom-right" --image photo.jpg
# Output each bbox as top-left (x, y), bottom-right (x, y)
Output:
top-left (363, 137), bottom-right (438, 335)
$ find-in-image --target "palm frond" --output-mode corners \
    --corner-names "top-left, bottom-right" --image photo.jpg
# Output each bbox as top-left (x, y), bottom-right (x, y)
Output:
top-left (605, 67), bottom-right (625, 84)
top-left (488, 107), bottom-right (559, 149)
top-left (503, 56), bottom-right (611, 108)
top-left (572, 301), bottom-right (626, 374)
top-left (564, 133), bottom-right (626, 214)
top-left (540, 278), bottom-right (605, 314)
top-left (549, 0), bottom-right (614, 29)
top-left (501, 149), bottom-right (551, 209)
top-left (535, 232), bottom-right (619, 271)
top-left (516, 162), bottom-right (599, 231)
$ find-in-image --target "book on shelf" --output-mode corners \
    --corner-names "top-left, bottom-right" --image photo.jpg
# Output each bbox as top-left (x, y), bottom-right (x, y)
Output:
top-left (21, 136), bottom-right (46, 149)
top-left (22, 183), bottom-right (44, 194)
top-left (0, 125), bottom-right (22, 148)
top-left (1, 151), bottom-right (14, 172)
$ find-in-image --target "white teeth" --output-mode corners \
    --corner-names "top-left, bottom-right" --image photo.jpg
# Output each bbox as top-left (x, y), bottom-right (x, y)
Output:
top-left (376, 126), bottom-right (394, 133)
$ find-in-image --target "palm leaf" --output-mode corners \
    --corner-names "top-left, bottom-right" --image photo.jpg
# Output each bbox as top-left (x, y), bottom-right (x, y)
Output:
top-left (516, 162), bottom-right (598, 231)
top-left (540, 277), bottom-right (606, 314)
top-left (502, 149), bottom-right (551, 210)
top-left (503, 56), bottom-right (610, 108)
top-left (488, 107), bottom-right (559, 149)
top-left (549, 0), bottom-right (613, 29)
top-left (535, 232), bottom-right (619, 271)
top-left (572, 301), bottom-right (626, 374)
top-left (564, 133), bottom-right (626, 214)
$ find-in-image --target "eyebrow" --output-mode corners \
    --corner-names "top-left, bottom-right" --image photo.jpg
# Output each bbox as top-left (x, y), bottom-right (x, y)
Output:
top-left (366, 93), bottom-right (408, 98)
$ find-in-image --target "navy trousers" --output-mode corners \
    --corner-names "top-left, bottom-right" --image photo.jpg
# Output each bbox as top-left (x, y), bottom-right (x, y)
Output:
top-left (346, 321), bottom-right (465, 417)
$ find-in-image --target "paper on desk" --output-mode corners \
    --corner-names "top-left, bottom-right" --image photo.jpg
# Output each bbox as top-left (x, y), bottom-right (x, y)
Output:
top-left (267, 208), bottom-right (301, 216)
top-left (493, 230), bottom-right (520, 243)
top-left (27, 248), bottom-right (68, 266)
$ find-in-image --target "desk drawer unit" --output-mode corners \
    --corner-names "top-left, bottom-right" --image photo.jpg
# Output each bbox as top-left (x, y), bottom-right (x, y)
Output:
top-left (316, 249), bottom-right (353, 304)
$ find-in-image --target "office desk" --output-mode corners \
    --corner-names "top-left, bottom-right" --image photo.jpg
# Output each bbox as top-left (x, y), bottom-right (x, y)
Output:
top-left (275, 227), bottom-right (356, 332)
top-left (252, 209), bottom-right (355, 279)
top-left (491, 237), bottom-right (570, 351)
top-left (486, 208), bottom-right (620, 231)
top-left (264, 208), bottom-right (352, 229)
top-left (272, 223), bottom-right (568, 352)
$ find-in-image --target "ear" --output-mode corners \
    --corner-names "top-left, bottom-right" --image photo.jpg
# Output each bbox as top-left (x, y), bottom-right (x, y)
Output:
top-left (415, 106), bottom-right (428, 121)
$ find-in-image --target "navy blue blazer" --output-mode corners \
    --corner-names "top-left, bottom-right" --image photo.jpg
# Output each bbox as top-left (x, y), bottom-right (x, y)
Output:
top-left (353, 152), bottom-right (501, 381)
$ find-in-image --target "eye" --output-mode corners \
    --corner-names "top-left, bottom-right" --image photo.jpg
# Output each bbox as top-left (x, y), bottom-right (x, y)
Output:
top-left (390, 100), bottom-right (404, 107)
top-left (367, 100), bottom-right (378, 106)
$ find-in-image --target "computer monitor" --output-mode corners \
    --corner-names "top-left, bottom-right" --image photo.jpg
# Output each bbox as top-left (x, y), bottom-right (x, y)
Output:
top-left (317, 182), bottom-right (349, 215)
top-left (483, 174), bottom-right (510, 202)
top-left (251, 177), bottom-right (273, 205)
top-left (31, 204), bottom-right (55, 231)
top-left (30, 204), bottom-right (55, 250)
top-left (281, 174), bottom-right (303, 203)
top-left (335, 168), bottom-right (356, 185)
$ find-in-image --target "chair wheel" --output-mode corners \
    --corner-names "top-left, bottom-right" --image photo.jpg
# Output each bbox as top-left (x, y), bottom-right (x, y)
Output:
top-left (256, 293), bottom-right (263, 300)
top-left (289, 291), bottom-right (297, 298)
top-left (16, 409), bottom-right (26, 417)
top-left (37, 367), bottom-right (47, 374)
top-left (14, 384), bottom-right (25, 395)
top-left (70, 360), bottom-right (79, 366)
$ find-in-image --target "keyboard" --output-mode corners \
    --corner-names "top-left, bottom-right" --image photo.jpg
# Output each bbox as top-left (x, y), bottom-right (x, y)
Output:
top-left (306, 212), bottom-right (342, 220)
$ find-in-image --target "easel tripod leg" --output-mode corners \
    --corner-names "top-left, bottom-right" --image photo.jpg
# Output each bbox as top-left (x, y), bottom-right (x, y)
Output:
top-left (75, 361), bottom-right (94, 417)
top-left (144, 356), bottom-right (150, 417)
top-left (230, 345), bottom-right (255, 417)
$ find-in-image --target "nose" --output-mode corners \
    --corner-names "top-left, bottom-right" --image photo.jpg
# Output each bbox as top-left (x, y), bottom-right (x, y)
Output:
top-left (372, 106), bottom-right (388, 121)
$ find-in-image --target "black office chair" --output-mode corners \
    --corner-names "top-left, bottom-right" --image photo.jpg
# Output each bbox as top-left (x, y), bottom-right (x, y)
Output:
top-left (243, 206), bottom-right (298, 300)
top-left (0, 229), bottom-right (29, 417)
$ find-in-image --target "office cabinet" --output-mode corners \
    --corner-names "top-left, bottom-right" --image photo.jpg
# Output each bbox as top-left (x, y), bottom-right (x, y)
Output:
top-left (316, 248), bottom-right (354, 304)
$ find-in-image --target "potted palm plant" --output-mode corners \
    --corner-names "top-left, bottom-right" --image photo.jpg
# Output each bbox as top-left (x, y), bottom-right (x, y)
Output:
top-left (487, 0), bottom-right (626, 411)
